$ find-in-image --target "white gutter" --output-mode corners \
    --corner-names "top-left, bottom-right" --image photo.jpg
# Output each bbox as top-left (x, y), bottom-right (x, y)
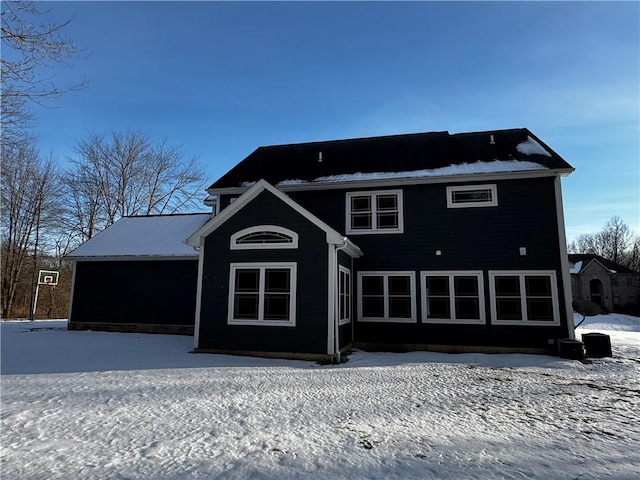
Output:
top-left (207, 168), bottom-right (575, 196)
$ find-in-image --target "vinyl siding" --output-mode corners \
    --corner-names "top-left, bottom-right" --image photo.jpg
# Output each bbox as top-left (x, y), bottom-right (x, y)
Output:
top-left (70, 260), bottom-right (198, 326)
top-left (198, 190), bottom-right (330, 354)
top-left (289, 177), bottom-right (569, 350)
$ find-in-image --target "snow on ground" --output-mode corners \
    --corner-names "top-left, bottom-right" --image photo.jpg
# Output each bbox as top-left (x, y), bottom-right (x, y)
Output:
top-left (1, 315), bottom-right (639, 480)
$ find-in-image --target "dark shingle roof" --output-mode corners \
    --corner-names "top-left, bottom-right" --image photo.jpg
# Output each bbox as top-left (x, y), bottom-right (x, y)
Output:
top-left (208, 128), bottom-right (573, 191)
top-left (568, 254), bottom-right (639, 274)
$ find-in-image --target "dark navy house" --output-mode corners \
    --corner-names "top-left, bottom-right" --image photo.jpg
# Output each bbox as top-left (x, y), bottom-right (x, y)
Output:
top-left (67, 128), bottom-right (576, 361)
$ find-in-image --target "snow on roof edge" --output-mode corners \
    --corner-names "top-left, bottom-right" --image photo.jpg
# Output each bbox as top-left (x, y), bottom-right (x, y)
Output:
top-left (65, 213), bottom-right (211, 259)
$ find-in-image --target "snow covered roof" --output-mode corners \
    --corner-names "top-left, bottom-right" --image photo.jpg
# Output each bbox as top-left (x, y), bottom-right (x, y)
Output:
top-left (208, 128), bottom-right (573, 192)
top-left (65, 213), bottom-right (212, 261)
top-left (568, 254), bottom-right (638, 275)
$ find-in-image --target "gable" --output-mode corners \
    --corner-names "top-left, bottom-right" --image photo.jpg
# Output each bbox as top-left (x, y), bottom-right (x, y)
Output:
top-left (568, 254), bottom-right (638, 275)
top-left (186, 179), bottom-right (362, 258)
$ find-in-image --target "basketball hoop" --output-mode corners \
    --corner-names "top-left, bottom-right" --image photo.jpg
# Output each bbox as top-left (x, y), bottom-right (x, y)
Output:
top-left (31, 270), bottom-right (60, 320)
top-left (37, 270), bottom-right (59, 286)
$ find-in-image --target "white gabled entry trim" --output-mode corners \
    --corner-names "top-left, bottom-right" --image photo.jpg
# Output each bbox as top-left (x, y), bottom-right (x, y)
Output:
top-left (188, 178), bottom-right (362, 356)
top-left (186, 179), bottom-right (362, 257)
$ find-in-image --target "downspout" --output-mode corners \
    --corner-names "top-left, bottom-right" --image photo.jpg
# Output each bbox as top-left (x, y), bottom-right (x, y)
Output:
top-left (333, 237), bottom-right (350, 364)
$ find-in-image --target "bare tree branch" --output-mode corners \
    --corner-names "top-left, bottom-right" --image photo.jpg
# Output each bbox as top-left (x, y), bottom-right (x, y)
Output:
top-left (65, 130), bottom-right (206, 243)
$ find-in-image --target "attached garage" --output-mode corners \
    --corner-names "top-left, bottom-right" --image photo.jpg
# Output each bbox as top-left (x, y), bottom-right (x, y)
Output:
top-left (65, 213), bottom-right (211, 335)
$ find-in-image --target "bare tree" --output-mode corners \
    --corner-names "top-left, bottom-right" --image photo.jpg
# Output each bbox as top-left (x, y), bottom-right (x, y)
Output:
top-left (569, 216), bottom-right (639, 270)
top-left (1, 139), bottom-right (61, 317)
top-left (65, 130), bottom-right (206, 242)
top-left (1, 0), bottom-right (86, 102)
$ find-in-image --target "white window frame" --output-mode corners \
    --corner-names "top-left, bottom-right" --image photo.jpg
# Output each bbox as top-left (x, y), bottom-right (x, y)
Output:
top-left (357, 271), bottom-right (416, 323)
top-left (447, 184), bottom-right (498, 208)
top-left (488, 271), bottom-right (560, 326)
top-left (346, 190), bottom-right (404, 235)
top-left (420, 271), bottom-right (486, 324)
top-left (228, 262), bottom-right (297, 327)
top-left (230, 225), bottom-right (299, 250)
top-left (338, 265), bottom-right (351, 326)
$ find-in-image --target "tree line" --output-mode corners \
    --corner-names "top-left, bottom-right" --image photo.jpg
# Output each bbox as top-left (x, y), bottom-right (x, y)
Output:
top-left (1, 1), bottom-right (206, 318)
top-left (1, 131), bottom-right (206, 318)
top-left (568, 216), bottom-right (640, 272)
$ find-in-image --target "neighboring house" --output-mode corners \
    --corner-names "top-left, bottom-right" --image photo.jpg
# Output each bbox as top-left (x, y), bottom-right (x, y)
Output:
top-left (568, 253), bottom-right (640, 312)
top-left (65, 214), bottom-right (211, 334)
top-left (66, 128), bottom-right (576, 361)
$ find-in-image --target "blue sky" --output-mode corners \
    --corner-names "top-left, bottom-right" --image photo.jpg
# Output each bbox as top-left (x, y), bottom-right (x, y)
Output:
top-left (31, 1), bottom-right (639, 243)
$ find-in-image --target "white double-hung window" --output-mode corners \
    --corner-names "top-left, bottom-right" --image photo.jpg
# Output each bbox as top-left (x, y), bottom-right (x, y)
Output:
top-left (488, 271), bottom-right (559, 325)
top-left (228, 263), bottom-right (297, 326)
top-left (338, 266), bottom-right (351, 325)
top-left (357, 272), bottom-right (416, 322)
top-left (421, 271), bottom-right (485, 324)
top-left (346, 190), bottom-right (403, 234)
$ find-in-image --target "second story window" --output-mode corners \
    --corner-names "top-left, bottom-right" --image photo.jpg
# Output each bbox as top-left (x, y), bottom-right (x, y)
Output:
top-left (346, 190), bottom-right (403, 234)
top-left (230, 225), bottom-right (298, 250)
top-left (447, 184), bottom-right (498, 208)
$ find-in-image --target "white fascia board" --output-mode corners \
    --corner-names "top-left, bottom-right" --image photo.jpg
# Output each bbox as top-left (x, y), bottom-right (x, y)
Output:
top-left (186, 180), bottom-right (267, 246)
top-left (190, 179), bottom-right (363, 258)
top-left (65, 255), bottom-right (199, 262)
top-left (206, 168), bottom-right (574, 197)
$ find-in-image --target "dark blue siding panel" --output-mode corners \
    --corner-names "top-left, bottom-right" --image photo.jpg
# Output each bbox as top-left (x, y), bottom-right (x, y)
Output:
top-left (288, 177), bottom-right (569, 350)
top-left (70, 260), bottom-right (198, 326)
top-left (198, 190), bottom-right (330, 355)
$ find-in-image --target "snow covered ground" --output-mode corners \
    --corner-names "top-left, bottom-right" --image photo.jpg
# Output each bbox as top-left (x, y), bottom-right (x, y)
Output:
top-left (2, 314), bottom-right (639, 480)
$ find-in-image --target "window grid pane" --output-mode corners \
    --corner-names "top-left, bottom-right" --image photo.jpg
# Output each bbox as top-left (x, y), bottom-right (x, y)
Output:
top-left (426, 276), bottom-right (450, 319)
top-left (237, 231), bottom-right (293, 244)
top-left (452, 189), bottom-right (492, 204)
top-left (388, 274), bottom-right (412, 318)
top-left (339, 270), bottom-right (351, 322)
top-left (234, 294), bottom-right (259, 319)
top-left (524, 275), bottom-right (553, 321)
top-left (264, 294), bottom-right (290, 320)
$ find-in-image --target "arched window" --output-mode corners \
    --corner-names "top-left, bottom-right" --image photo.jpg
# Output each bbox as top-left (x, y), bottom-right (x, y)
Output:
top-left (230, 225), bottom-right (298, 250)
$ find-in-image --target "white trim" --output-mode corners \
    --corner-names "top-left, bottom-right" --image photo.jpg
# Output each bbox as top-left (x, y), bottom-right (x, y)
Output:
top-left (357, 271), bottom-right (417, 323)
top-left (327, 245), bottom-right (335, 355)
top-left (67, 262), bottom-right (77, 322)
top-left (338, 265), bottom-right (352, 326)
top-left (227, 262), bottom-right (297, 327)
top-left (206, 168), bottom-right (574, 197)
top-left (555, 176), bottom-right (575, 339)
top-left (346, 189), bottom-right (404, 235)
top-left (193, 237), bottom-right (205, 348)
top-left (65, 255), bottom-right (198, 262)
top-left (488, 270), bottom-right (560, 326)
top-left (187, 179), bottom-right (362, 258)
top-left (230, 225), bottom-right (299, 250)
top-left (446, 184), bottom-right (497, 208)
top-left (420, 271), bottom-right (486, 324)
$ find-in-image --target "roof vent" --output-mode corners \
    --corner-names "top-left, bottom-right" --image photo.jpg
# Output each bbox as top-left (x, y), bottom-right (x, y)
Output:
top-left (489, 135), bottom-right (495, 145)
